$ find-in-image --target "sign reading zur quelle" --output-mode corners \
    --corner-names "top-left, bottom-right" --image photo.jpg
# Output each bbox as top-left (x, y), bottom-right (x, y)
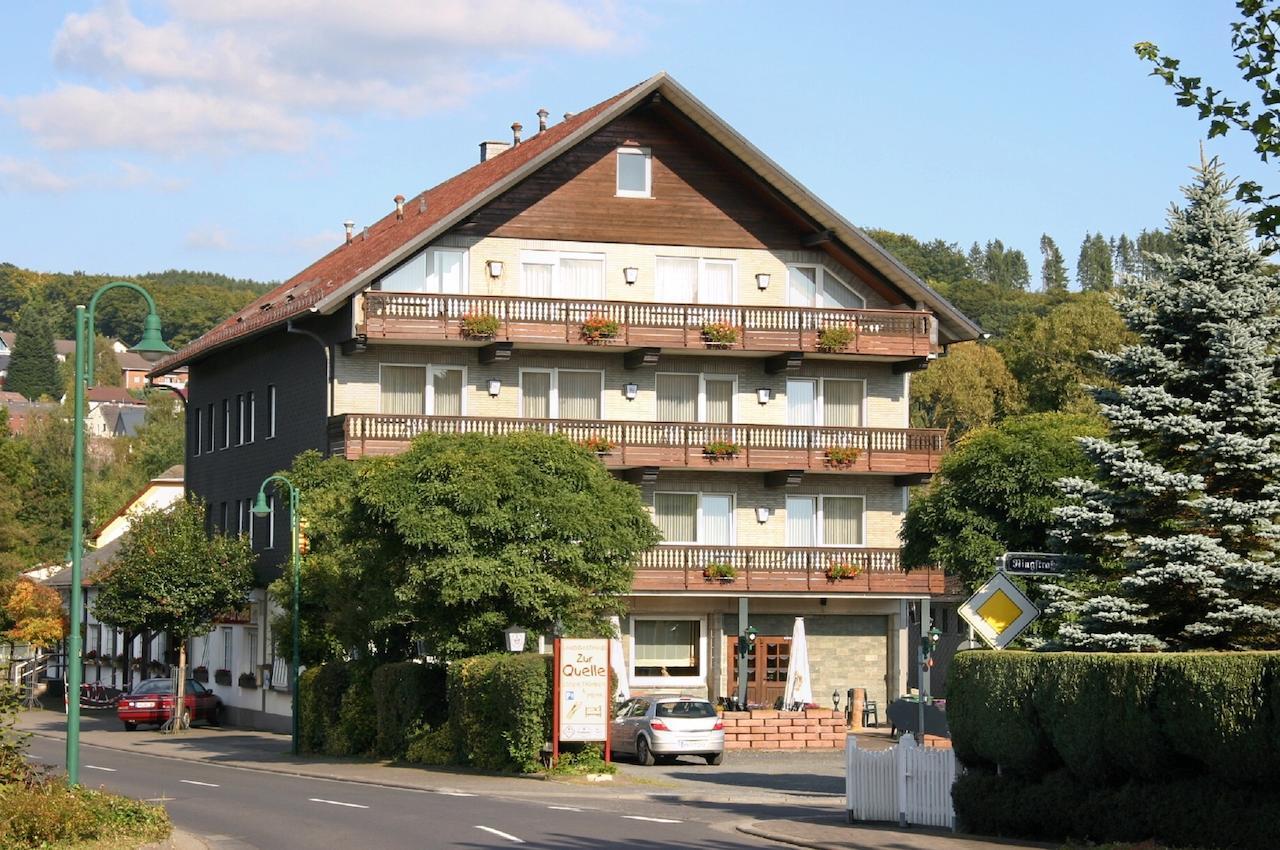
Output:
top-left (557, 638), bottom-right (609, 743)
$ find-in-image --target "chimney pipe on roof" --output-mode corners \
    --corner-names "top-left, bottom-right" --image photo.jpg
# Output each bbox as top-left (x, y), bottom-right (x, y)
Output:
top-left (394, 194), bottom-right (405, 220)
top-left (511, 121), bottom-right (523, 145)
top-left (537, 108), bottom-right (549, 132)
top-left (419, 196), bottom-right (427, 214)
top-left (479, 141), bottom-right (511, 162)
top-left (343, 220), bottom-right (355, 244)
top-left (563, 112), bottom-right (574, 122)
top-left (362, 226), bottom-right (369, 241)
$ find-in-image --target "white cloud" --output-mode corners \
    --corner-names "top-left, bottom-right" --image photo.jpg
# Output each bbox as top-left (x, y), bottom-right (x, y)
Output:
top-left (0, 156), bottom-right (187, 194)
top-left (184, 225), bottom-right (235, 251)
top-left (9, 0), bottom-right (619, 156)
top-left (0, 157), bottom-right (75, 193)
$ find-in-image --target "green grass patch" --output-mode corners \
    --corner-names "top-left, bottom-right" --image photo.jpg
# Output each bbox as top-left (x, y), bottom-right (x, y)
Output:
top-left (0, 782), bottom-right (171, 850)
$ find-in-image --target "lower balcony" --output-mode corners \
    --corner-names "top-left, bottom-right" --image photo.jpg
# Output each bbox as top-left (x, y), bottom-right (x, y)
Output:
top-left (631, 546), bottom-right (944, 594)
top-left (328, 414), bottom-right (946, 476)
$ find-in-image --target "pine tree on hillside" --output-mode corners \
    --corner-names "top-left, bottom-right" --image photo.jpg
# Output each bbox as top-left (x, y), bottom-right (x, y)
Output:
top-left (1113, 233), bottom-right (1138, 278)
top-left (6, 305), bottom-right (61, 401)
top-left (1053, 158), bottom-right (1280, 650)
top-left (982, 239), bottom-right (1031, 290)
top-left (1076, 233), bottom-right (1115, 291)
top-left (1040, 234), bottom-right (1069, 292)
top-left (1135, 228), bottom-right (1179, 278)
top-left (967, 242), bottom-right (987, 282)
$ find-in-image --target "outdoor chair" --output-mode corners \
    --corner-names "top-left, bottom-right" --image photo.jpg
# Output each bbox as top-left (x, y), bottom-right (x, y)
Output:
top-left (862, 698), bottom-right (879, 728)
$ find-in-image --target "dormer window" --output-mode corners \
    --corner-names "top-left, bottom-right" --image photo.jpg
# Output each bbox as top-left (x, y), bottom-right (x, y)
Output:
top-left (616, 146), bottom-right (651, 197)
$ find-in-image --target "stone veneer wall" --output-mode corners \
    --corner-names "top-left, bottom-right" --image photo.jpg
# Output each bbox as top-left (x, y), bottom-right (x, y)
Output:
top-left (721, 708), bottom-right (847, 749)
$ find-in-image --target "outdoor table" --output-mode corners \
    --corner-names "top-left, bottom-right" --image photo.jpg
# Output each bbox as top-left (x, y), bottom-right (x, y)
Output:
top-left (886, 697), bottom-right (949, 738)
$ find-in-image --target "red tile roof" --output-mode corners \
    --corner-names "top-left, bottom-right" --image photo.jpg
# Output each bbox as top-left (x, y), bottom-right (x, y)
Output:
top-left (151, 81), bottom-right (644, 374)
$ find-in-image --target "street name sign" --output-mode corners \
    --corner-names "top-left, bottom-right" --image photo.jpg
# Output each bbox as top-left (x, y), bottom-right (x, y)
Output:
top-left (999, 551), bottom-right (1067, 577)
top-left (557, 638), bottom-right (610, 742)
top-left (959, 571), bottom-right (1040, 650)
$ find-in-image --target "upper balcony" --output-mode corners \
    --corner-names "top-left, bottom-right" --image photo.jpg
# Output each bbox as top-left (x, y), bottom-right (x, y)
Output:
top-left (632, 545), bottom-right (945, 595)
top-left (358, 292), bottom-right (937, 361)
top-left (328, 413), bottom-right (946, 477)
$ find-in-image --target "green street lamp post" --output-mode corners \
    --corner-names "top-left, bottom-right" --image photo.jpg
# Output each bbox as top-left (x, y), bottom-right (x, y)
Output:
top-left (67, 282), bottom-right (172, 786)
top-left (251, 477), bottom-right (301, 756)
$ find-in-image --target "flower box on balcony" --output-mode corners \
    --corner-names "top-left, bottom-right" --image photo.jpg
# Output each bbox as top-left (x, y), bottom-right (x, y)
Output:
top-left (824, 446), bottom-right (862, 468)
top-left (701, 321), bottom-right (739, 347)
top-left (214, 669), bottom-right (233, 686)
top-left (193, 666), bottom-right (209, 684)
top-left (703, 562), bottom-right (737, 582)
top-left (580, 315), bottom-right (621, 343)
top-left (460, 312), bottom-right (500, 339)
top-left (703, 440), bottom-right (742, 459)
top-left (817, 325), bottom-right (854, 353)
top-left (578, 435), bottom-right (616, 455)
top-left (825, 562), bottom-right (862, 581)
top-left (238, 672), bottom-right (259, 689)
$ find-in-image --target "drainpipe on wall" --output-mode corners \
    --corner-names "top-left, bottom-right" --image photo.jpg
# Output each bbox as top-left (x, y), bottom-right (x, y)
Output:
top-left (287, 315), bottom-right (333, 417)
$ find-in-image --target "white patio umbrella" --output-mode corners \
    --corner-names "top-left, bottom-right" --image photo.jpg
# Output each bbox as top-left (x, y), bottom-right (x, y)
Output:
top-left (782, 617), bottom-right (812, 710)
top-left (610, 635), bottom-right (630, 701)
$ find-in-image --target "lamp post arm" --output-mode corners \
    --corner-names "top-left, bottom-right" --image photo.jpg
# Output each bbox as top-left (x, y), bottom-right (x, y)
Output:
top-left (84, 282), bottom-right (162, 387)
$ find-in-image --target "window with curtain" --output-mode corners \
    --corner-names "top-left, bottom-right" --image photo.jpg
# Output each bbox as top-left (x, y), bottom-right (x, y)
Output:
top-left (521, 371), bottom-right (551, 418)
top-left (788, 264), bottom-right (867, 308)
top-left (701, 260), bottom-right (734, 304)
top-left (822, 496), bottom-right (864, 545)
top-left (522, 262), bottom-right (553, 297)
top-left (244, 627), bottom-right (258, 675)
top-left (380, 365), bottom-right (426, 414)
top-left (379, 250), bottom-right (428, 292)
top-left (786, 379), bottom-right (817, 426)
top-left (559, 257), bottom-right (604, 299)
top-left (557, 370), bottom-right (601, 419)
top-left (823, 379), bottom-right (863, 427)
top-left (656, 257), bottom-right (697, 303)
top-left (788, 265), bottom-right (817, 306)
top-left (700, 494), bottom-right (733, 545)
top-left (633, 620), bottom-right (700, 677)
top-left (786, 496), bottom-right (817, 546)
top-left (655, 493), bottom-right (697, 542)
top-left (704, 378), bottom-right (734, 423)
top-left (431, 249), bottom-right (465, 294)
top-left (818, 268), bottom-right (864, 309)
top-left (656, 373), bottom-right (697, 421)
top-left (432, 367), bottom-right (464, 416)
top-left (222, 627), bottom-right (233, 671)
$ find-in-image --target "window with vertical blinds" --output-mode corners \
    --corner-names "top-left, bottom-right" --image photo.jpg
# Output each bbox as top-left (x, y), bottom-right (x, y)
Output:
top-left (432, 368), bottom-right (463, 416)
top-left (655, 493), bottom-right (697, 542)
top-left (558, 370), bottom-right (601, 419)
top-left (656, 374), bottom-right (697, 421)
top-left (822, 379), bottom-right (863, 427)
top-left (633, 620), bottom-right (700, 677)
top-left (822, 496), bottom-right (864, 545)
top-left (785, 496), bottom-right (817, 546)
top-left (380, 365), bottom-right (426, 414)
top-left (704, 379), bottom-right (734, 423)
top-left (521, 371), bottom-right (551, 419)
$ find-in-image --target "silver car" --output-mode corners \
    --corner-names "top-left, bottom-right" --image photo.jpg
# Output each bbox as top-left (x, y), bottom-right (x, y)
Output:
top-left (612, 695), bottom-right (725, 765)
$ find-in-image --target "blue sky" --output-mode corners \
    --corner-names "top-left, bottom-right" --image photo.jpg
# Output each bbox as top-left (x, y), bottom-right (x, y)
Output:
top-left (0, 1), bottom-right (1265, 285)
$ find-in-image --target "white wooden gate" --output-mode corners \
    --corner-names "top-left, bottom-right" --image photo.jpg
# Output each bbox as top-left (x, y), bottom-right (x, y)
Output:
top-left (845, 734), bottom-right (959, 829)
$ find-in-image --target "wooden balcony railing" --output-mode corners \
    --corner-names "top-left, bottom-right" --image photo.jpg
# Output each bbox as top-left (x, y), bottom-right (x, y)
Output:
top-left (328, 413), bottom-right (946, 474)
top-left (360, 291), bottom-right (936, 358)
top-left (633, 545), bottom-right (945, 594)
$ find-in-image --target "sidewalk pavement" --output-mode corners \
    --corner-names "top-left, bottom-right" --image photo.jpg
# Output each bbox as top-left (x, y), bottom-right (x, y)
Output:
top-left (21, 708), bottom-right (1046, 850)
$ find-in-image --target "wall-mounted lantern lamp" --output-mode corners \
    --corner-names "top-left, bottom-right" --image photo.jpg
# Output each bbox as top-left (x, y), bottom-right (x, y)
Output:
top-left (755, 273), bottom-right (771, 290)
top-left (623, 382), bottom-right (639, 401)
top-left (486, 260), bottom-right (504, 279)
top-left (504, 626), bottom-right (526, 653)
top-left (756, 387), bottom-right (772, 405)
top-left (623, 266), bottom-right (639, 285)
top-left (487, 378), bottom-right (502, 397)
top-left (755, 506), bottom-right (770, 524)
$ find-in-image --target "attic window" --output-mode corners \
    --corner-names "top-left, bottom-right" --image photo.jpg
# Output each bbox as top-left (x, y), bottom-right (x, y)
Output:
top-left (616, 147), bottom-right (651, 198)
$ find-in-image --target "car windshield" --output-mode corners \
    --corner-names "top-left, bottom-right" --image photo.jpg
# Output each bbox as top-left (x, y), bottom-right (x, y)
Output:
top-left (655, 700), bottom-right (717, 719)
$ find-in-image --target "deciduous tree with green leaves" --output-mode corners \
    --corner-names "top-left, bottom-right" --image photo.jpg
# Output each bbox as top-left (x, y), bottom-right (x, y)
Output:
top-left (94, 499), bottom-right (254, 727)
top-left (909, 342), bottom-right (1023, 436)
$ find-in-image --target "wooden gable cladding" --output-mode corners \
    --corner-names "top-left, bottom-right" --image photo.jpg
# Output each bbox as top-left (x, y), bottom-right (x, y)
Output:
top-left (468, 105), bottom-right (809, 251)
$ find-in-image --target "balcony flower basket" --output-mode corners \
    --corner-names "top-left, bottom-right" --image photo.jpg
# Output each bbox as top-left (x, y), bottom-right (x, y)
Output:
top-left (147, 660), bottom-right (167, 677)
top-left (214, 668), bottom-right (233, 686)
top-left (825, 446), bottom-right (862, 468)
top-left (825, 561), bottom-right (862, 581)
top-left (461, 312), bottom-right (500, 339)
top-left (579, 435), bottom-right (616, 455)
top-left (818, 325), bottom-right (854, 353)
top-left (704, 440), bottom-right (742, 459)
top-left (701, 321), bottom-right (739, 347)
top-left (193, 666), bottom-right (209, 684)
top-left (238, 672), bottom-right (259, 689)
top-left (85, 649), bottom-right (99, 662)
top-left (703, 562), bottom-right (737, 581)
top-left (580, 315), bottom-right (621, 343)
top-left (113, 654), bottom-right (126, 670)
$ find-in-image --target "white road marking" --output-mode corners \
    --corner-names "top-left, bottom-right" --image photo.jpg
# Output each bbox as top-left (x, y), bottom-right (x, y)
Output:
top-left (308, 798), bottom-right (369, 809)
top-left (84, 765), bottom-right (117, 772)
top-left (179, 780), bottom-right (220, 788)
top-left (547, 805), bottom-right (581, 811)
top-left (436, 790), bottom-right (476, 797)
top-left (474, 826), bottom-right (524, 843)
top-left (622, 815), bottom-right (681, 823)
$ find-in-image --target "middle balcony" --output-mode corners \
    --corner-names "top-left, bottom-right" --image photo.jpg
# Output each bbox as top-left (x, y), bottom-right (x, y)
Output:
top-left (328, 413), bottom-right (946, 477)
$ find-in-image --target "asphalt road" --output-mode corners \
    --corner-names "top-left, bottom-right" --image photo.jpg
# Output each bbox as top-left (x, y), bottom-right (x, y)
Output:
top-left (26, 736), bottom-right (782, 850)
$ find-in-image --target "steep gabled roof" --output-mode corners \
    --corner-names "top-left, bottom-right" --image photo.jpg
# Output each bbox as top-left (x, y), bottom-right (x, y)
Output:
top-left (152, 72), bottom-right (979, 375)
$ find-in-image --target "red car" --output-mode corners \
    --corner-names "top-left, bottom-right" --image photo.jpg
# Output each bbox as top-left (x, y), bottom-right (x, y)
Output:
top-left (116, 678), bottom-right (223, 730)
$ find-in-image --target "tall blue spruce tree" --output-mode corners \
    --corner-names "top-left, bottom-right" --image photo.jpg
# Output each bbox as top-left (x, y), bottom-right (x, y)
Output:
top-left (1053, 158), bottom-right (1280, 650)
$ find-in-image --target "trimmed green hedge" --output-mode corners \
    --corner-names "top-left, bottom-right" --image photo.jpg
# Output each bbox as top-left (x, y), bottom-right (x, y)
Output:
top-left (297, 661), bottom-right (378, 757)
top-left (948, 651), bottom-right (1280, 848)
top-left (447, 653), bottom-right (551, 772)
top-left (372, 662), bottom-right (447, 758)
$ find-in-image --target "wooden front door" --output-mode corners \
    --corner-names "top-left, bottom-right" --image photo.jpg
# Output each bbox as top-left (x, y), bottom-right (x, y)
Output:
top-left (727, 636), bottom-right (791, 707)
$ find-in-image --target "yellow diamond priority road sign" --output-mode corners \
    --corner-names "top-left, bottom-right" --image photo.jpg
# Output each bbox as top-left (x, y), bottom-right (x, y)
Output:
top-left (959, 571), bottom-right (1039, 650)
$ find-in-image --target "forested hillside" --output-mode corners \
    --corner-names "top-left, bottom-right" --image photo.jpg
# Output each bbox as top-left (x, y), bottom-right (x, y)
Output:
top-left (0, 264), bottom-right (271, 347)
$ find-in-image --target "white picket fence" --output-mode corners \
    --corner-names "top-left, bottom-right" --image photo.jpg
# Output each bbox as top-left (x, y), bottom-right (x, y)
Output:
top-left (845, 734), bottom-right (959, 829)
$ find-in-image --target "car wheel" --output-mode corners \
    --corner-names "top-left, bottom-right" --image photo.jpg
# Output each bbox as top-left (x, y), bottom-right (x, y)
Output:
top-left (180, 708), bottom-right (192, 729)
top-left (123, 721), bottom-right (137, 732)
top-left (704, 752), bottom-right (724, 766)
top-left (636, 735), bottom-right (655, 766)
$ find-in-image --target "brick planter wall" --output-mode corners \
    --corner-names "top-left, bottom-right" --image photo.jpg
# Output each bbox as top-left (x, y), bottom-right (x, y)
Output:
top-left (721, 708), bottom-right (846, 749)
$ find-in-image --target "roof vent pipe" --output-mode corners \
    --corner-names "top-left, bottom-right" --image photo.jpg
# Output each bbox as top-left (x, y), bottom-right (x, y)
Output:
top-left (394, 194), bottom-right (405, 220)
top-left (511, 121), bottom-right (522, 145)
top-left (419, 196), bottom-right (427, 214)
top-left (343, 220), bottom-right (355, 244)
top-left (563, 112), bottom-right (574, 121)
top-left (362, 225), bottom-right (369, 241)
top-left (537, 108), bottom-right (549, 132)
